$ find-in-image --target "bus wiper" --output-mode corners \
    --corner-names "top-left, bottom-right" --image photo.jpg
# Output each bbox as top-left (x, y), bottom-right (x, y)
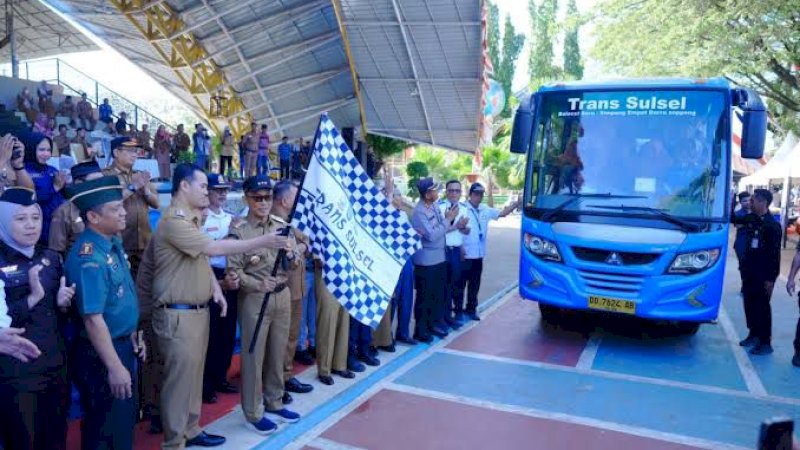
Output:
top-left (541, 194), bottom-right (646, 222)
top-left (587, 205), bottom-right (700, 232)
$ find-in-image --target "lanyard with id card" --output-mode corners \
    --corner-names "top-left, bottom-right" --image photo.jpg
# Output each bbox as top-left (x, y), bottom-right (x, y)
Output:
top-left (751, 228), bottom-right (760, 249)
top-left (469, 206), bottom-right (484, 242)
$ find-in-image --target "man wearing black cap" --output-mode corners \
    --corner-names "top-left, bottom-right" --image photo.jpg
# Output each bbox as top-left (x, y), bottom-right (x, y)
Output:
top-left (151, 164), bottom-right (291, 449)
top-left (460, 182), bottom-right (520, 320)
top-left (227, 175), bottom-right (301, 434)
top-left (411, 177), bottom-right (460, 342)
top-left (48, 161), bottom-right (103, 256)
top-left (103, 136), bottom-right (159, 279)
top-left (64, 175), bottom-right (145, 450)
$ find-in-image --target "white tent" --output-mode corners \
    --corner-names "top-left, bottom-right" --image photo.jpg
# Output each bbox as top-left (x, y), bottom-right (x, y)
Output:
top-left (740, 132), bottom-right (799, 186)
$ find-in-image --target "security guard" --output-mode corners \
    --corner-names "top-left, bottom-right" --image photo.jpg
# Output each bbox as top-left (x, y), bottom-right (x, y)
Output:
top-left (65, 175), bottom-right (143, 450)
top-left (152, 164), bottom-right (290, 449)
top-left (103, 137), bottom-right (159, 278)
top-left (733, 188), bottom-right (781, 356)
top-left (228, 176), bottom-right (301, 434)
top-left (48, 161), bottom-right (103, 256)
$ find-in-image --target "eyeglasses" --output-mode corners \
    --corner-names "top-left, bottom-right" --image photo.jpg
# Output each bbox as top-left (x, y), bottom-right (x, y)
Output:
top-left (120, 147), bottom-right (140, 154)
top-left (446, 189), bottom-right (462, 193)
top-left (246, 194), bottom-right (272, 203)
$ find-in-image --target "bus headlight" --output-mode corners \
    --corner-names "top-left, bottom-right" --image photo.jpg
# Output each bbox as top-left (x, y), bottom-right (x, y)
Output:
top-left (668, 249), bottom-right (720, 274)
top-left (524, 233), bottom-right (561, 262)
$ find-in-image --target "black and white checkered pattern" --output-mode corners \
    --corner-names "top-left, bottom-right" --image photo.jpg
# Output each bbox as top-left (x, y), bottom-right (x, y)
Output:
top-left (292, 114), bottom-right (421, 328)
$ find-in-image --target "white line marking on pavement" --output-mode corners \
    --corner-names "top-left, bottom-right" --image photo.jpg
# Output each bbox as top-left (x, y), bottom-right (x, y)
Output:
top-left (575, 333), bottom-right (602, 371)
top-left (280, 284), bottom-right (519, 450)
top-left (309, 437), bottom-right (367, 450)
top-left (718, 307), bottom-right (768, 397)
top-left (436, 347), bottom-right (800, 406)
top-left (385, 383), bottom-right (749, 450)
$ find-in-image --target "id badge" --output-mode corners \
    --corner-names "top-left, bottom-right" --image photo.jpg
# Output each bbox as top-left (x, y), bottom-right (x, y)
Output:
top-left (751, 238), bottom-right (759, 249)
top-left (479, 233), bottom-right (485, 242)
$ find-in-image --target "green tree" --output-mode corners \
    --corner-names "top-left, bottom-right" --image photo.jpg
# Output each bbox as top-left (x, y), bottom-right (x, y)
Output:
top-left (528, 0), bottom-right (560, 85)
top-left (562, 0), bottom-right (584, 80)
top-left (591, 0), bottom-right (800, 132)
top-left (409, 147), bottom-right (472, 184)
top-left (480, 144), bottom-right (511, 207)
top-left (366, 134), bottom-right (409, 160)
top-left (405, 161), bottom-right (429, 199)
top-left (487, 2), bottom-right (526, 118)
top-left (486, 1), bottom-right (502, 72)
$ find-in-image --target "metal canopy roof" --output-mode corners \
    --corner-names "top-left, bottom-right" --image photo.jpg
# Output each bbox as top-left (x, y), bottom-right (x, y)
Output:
top-left (43, 0), bottom-right (483, 152)
top-left (0, 0), bottom-right (97, 63)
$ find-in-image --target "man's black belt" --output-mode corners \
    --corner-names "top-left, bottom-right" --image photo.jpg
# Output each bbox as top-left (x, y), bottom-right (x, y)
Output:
top-left (162, 303), bottom-right (209, 310)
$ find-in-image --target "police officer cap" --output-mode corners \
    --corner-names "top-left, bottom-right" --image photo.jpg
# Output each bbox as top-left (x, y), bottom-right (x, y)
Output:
top-left (0, 187), bottom-right (37, 206)
top-left (110, 136), bottom-right (141, 152)
top-left (243, 175), bottom-right (272, 193)
top-left (416, 177), bottom-right (440, 196)
top-left (70, 160), bottom-right (101, 180)
top-left (469, 182), bottom-right (486, 195)
top-left (66, 175), bottom-right (123, 213)
top-left (208, 173), bottom-right (232, 190)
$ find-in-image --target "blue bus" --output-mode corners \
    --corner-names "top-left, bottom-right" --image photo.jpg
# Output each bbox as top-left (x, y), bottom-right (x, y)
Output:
top-left (509, 78), bottom-right (767, 333)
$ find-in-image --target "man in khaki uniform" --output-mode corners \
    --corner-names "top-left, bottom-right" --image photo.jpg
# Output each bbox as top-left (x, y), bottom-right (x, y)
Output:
top-left (228, 176), bottom-right (302, 435)
top-left (49, 161), bottom-right (103, 256)
top-left (273, 180), bottom-right (314, 403)
top-left (103, 136), bottom-right (159, 279)
top-left (136, 237), bottom-right (165, 435)
top-left (152, 164), bottom-right (291, 450)
top-left (315, 259), bottom-right (353, 385)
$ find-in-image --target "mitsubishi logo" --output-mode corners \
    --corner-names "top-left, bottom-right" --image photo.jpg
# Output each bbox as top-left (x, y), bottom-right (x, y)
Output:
top-left (605, 252), bottom-right (623, 266)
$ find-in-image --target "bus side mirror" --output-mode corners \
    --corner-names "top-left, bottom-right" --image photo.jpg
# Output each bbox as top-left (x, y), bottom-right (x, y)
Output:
top-left (510, 96), bottom-right (534, 154)
top-left (734, 88), bottom-right (767, 160)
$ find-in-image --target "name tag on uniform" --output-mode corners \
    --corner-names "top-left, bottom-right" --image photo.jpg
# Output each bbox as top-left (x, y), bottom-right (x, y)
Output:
top-left (751, 238), bottom-right (759, 249)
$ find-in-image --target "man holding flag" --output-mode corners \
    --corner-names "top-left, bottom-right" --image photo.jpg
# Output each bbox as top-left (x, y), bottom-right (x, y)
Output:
top-left (291, 113), bottom-right (421, 354)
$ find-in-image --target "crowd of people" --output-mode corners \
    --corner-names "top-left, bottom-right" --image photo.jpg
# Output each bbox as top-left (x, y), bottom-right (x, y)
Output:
top-left (0, 115), bottom-right (519, 449)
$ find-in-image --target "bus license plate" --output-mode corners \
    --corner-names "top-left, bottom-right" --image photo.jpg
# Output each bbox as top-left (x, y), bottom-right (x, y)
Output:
top-left (588, 296), bottom-right (636, 315)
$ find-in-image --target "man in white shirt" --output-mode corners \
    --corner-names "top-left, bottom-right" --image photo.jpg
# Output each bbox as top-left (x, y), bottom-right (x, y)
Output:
top-left (439, 180), bottom-right (470, 326)
top-left (461, 183), bottom-right (520, 320)
top-left (201, 174), bottom-right (241, 404)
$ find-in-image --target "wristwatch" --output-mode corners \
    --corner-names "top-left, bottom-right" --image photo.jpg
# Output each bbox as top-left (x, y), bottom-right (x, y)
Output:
top-left (127, 183), bottom-right (136, 193)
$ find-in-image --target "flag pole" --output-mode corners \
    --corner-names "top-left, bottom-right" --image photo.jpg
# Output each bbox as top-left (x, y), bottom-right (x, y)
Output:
top-left (249, 114), bottom-right (325, 353)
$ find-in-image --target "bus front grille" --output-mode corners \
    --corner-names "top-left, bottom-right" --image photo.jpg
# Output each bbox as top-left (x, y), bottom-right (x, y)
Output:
top-left (578, 269), bottom-right (643, 294)
top-left (572, 247), bottom-right (660, 266)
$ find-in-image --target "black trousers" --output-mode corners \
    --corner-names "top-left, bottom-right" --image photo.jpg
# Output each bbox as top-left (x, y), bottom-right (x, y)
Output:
top-left (219, 155), bottom-right (233, 176)
top-left (74, 337), bottom-right (137, 450)
top-left (414, 262), bottom-right (447, 337)
top-left (445, 247), bottom-right (465, 317)
top-left (0, 376), bottom-right (69, 450)
top-left (203, 267), bottom-right (239, 396)
top-left (742, 278), bottom-right (773, 345)
top-left (280, 159), bottom-right (291, 179)
top-left (795, 295), bottom-right (800, 354)
top-left (461, 258), bottom-right (484, 314)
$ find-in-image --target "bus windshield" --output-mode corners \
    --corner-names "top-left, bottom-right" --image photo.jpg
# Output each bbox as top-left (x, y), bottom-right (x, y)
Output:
top-left (528, 90), bottom-right (729, 221)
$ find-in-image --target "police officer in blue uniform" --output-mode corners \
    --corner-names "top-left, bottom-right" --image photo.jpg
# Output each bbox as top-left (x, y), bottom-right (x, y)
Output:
top-left (65, 175), bottom-right (144, 450)
top-left (0, 187), bottom-right (76, 450)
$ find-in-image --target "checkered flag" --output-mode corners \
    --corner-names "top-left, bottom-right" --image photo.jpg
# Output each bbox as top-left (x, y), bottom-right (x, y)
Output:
top-left (292, 114), bottom-right (421, 328)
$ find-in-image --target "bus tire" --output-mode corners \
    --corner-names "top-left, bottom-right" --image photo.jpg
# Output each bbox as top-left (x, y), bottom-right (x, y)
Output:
top-left (538, 303), bottom-right (561, 324)
top-left (676, 321), bottom-right (701, 335)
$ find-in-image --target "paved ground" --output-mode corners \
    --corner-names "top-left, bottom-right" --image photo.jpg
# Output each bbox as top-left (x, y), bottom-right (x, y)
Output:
top-left (69, 215), bottom-right (800, 449)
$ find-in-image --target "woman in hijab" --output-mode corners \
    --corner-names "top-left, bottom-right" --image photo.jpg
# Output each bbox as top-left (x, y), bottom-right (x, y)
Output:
top-left (154, 124), bottom-right (172, 180)
top-left (0, 187), bottom-right (75, 450)
top-left (32, 113), bottom-right (53, 138)
top-left (22, 132), bottom-right (66, 245)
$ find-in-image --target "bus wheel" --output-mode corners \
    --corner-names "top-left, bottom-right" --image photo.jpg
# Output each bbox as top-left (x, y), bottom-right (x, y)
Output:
top-left (675, 322), bottom-right (701, 336)
top-left (538, 303), bottom-right (561, 324)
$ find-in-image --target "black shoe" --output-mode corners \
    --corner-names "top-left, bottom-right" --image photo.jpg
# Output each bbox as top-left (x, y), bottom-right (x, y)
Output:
top-left (149, 416), bottom-right (163, 435)
top-left (367, 346), bottom-right (379, 357)
top-left (414, 333), bottom-right (433, 344)
top-left (396, 336), bottom-right (417, 345)
top-left (347, 356), bottom-right (366, 372)
top-left (186, 431), bottom-right (226, 447)
top-left (454, 312), bottom-right (465, 323)
top-left (333, 369), bottom-right (356, 379)
top-left (358, 351), bottom-right (380, 367)
top-left (739, 335), bottom-right (759, 347)
top-left (282, 392), bottom-right (293, 405)
top-left (466, 312), bottom-right (481, 321)
top-left (319, 375), bottom-right (334, 385)
top-left (444, 317), bottom-right (462, 330)
top-left (792, 353), bottom-right (800, 367)
top-left (202, 392), bottom-right (218, 404)
top-left (750, 344), bottom-right (774, 355)
top-left (378, 343), bottom-right (396, 353)
top-left (285, 377), bottom-right (313, 394)
top-left (431, 327), bottom-right (448, 338)
top-left (216, 381), bottom-right (238, 394)
top-left (294, 350), bottom-right (314, 366)
top-left (308, 346), bottom-right (317, 358)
